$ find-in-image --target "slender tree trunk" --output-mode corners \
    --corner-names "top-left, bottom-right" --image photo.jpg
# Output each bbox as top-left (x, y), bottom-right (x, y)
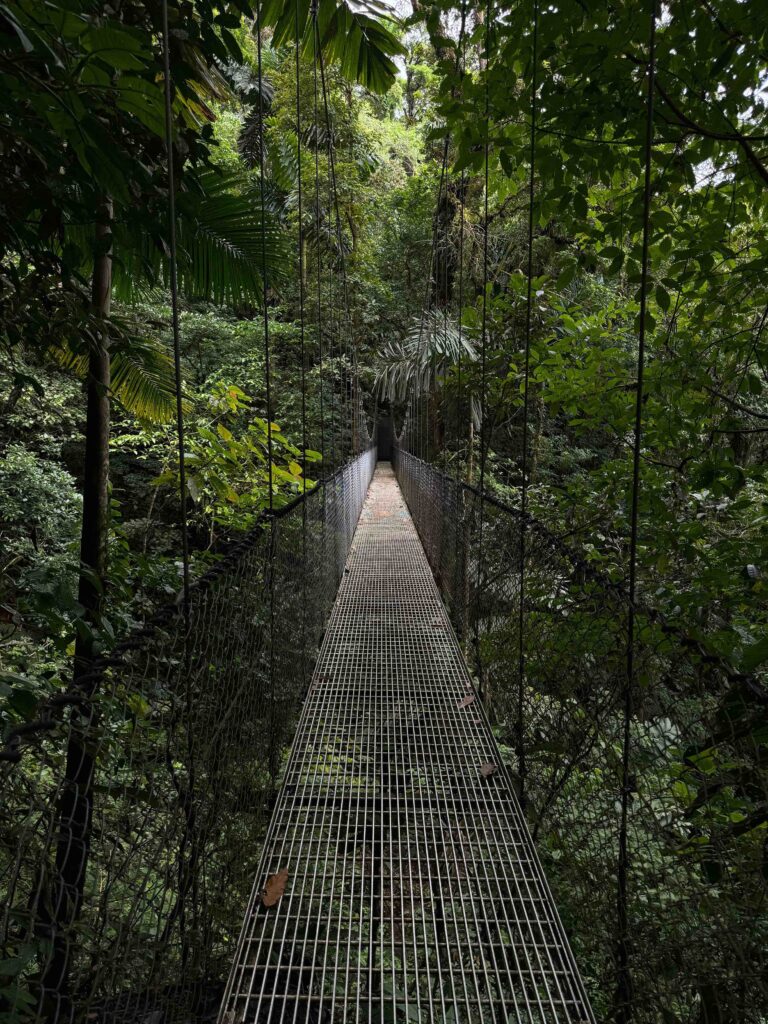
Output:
top-left (41, 199), bottom-right (113, 1011)
top-left (405, 65), bottom-right (416, 122)
top-left (466, 418), bottom-right (475, 485)
top-left (346, 209), bottom-right (358, 255)
top-left (77, 200), bottom-right (113, 636)
top-left (475, 7), bottom-right (486, 72)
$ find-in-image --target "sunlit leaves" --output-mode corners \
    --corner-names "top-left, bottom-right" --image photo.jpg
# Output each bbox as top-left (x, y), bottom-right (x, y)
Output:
top-left (161, 383), bottom-right (318, 532)
top-left (260, 0), bottom-right (405, 94)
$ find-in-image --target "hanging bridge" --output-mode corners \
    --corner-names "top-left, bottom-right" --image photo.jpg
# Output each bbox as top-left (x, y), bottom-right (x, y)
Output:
top-left (4, 432), bottom-right (764, 1024)
top-left (2, 2), bottom-right (767, 1022)
top-left (219, 462), bottom-right (593, 1024)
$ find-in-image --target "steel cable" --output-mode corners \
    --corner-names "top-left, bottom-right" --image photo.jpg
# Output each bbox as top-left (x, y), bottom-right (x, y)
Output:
top-left (616, 3), bottom-right (657, 1020)
top-left (473, 0), bottom-right (493, 702)
top-left (161, 0), bottom-right (191, 613)
top-left (516, 0), bottom-right (539, 811)
top-left (295, 0), bottom-right (309, 690)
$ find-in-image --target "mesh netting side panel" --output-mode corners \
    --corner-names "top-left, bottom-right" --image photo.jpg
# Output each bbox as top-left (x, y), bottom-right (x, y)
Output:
top-left (0, 448), bottom-right (376, 1023)
top-left (393, 447), bottom-right (768, 1024)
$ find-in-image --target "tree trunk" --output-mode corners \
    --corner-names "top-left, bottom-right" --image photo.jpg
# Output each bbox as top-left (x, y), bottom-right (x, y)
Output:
top-left (41, 198), bottom-right (113, 1012)
top-left (475, 7), bottom-right (486, 72)
top-left (346, 209), bottom-right (358, 255)
top-left (77, 200), bottom-right (113, 640)
top-left (405, 66), bottom-right (416, 122)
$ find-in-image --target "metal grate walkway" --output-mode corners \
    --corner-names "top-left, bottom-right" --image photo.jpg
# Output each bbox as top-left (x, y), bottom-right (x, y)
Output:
top-left (220, 464), bottom-right (595, 1024)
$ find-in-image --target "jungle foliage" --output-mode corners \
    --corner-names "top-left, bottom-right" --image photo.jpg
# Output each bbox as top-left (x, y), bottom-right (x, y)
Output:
top-left (1, 0), bottom-right (768, 1020)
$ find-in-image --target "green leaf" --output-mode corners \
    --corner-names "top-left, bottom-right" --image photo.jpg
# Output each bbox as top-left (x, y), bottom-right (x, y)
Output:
top-left (261, 0), bottom-right (405, 94)
top-left (115, 76), bottom-right (166, 137)
top-left (84, 23), bottom-right (148, 70)
top-left (742, 635), bottom-right (768, 672)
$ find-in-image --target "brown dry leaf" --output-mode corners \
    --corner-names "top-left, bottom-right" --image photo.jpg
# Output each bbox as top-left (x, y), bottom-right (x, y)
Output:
top-left (480, 762), bottom-right (497, 778)
top-left (458, 694), bottom-right (475, 709)
top-left (262, 868), bottom-right (289, 907)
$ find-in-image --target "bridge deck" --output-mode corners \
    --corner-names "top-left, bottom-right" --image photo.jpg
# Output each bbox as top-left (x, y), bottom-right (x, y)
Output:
top-left (220, 464), bottom-right (594, 1024)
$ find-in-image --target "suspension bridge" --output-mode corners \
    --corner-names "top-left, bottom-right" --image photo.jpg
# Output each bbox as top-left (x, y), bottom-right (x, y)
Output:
top-left (219, 461), bottom-right (593, 1023)
top-left (5, 421), bottom-right (764, 1023)
top-left (2, 0), bottom-right (767, 1022)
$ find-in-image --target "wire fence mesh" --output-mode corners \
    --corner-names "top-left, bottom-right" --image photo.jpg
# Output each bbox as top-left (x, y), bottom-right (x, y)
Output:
top-left (393, 446), bottom-right (768, 1024)
top-left (0, 446), bottom-right (376, 1024)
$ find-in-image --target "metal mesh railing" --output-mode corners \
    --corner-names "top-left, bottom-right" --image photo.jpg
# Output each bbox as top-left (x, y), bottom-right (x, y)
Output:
top-left (0, 446), bottom-right (376, 1024)
top-left (393, 446), bottom-right (768, 1024)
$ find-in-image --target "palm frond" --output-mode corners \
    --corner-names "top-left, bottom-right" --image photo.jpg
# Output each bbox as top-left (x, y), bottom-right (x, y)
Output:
top-left (110, 168), bottom-right (290, 305)
top-left (220, 58), bottom-right (277, 103)
top-left (182, 172), bottom-right (290, 303)
top-left (318, 4), bottom-right (404, 96)
top-left (48, 333), bottom-right (185, 423)
top-left (261, 0), bottom-right (405, 94)
top-left (269, 130), bottom-right (300, 193)
top-left (238, 106), bottom-right (268, 169)
top-left (375, 310), bottom-right (476, 404)
top-left (109, 336), bottom-right (187, 423)
top-left (303, 118), bottom-right (335, 151)
top-left (236, 77), bottom-right (277, 169)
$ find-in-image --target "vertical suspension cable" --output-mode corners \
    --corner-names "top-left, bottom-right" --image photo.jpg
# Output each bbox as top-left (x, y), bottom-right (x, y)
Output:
top-left (456, 0), bottom-right (468, 476)
top-left (161, 0), bottom-right (190, 613)
top-left (310, 1), bottom-right (331, 603)
top-left (477, 0), bottom-right (490, 498)
top-left (295, 5), bottom-right (308, 482)
top-left (417, 136), bottom-right (450, 463)
top-left (440, 169), bottom-right (449, 462)
top-left (439, 0), bottom-right (470, 465)
top-left (312, 5), bottom-right (326, 472)
top-left (255, 1), bottom-right (274, 508)
top-left (161, 0), bottom-right (199, 969)
top-left (295, 0), bottom-right (309, 689)
top-left (255, 0), bottom-right (278, 786)
top-left (318, 44), bottom-right (355, 459)
top-left (457, 165), bottom-right (466, 463)
top-left (456, 160), bottom-right (470, 649)
top-left (322, 87), bottom-right (337, 474)
top-left (326, 160), bottom-right (337, 473)
top-left (516, 0), bottom-right (538, 811)
top-left (473, 0), bottom-right (492, 701)
top-left (617, 4), bottom-right (657, 1020)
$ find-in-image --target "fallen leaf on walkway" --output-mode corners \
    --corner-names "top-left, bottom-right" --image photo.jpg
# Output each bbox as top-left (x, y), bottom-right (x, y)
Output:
top-left (262, 868), bottom-right (289, 907)
top-left (480, 762), bottom-right (497, 778)
top-left (458, 694), bottom-right (475, 708)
